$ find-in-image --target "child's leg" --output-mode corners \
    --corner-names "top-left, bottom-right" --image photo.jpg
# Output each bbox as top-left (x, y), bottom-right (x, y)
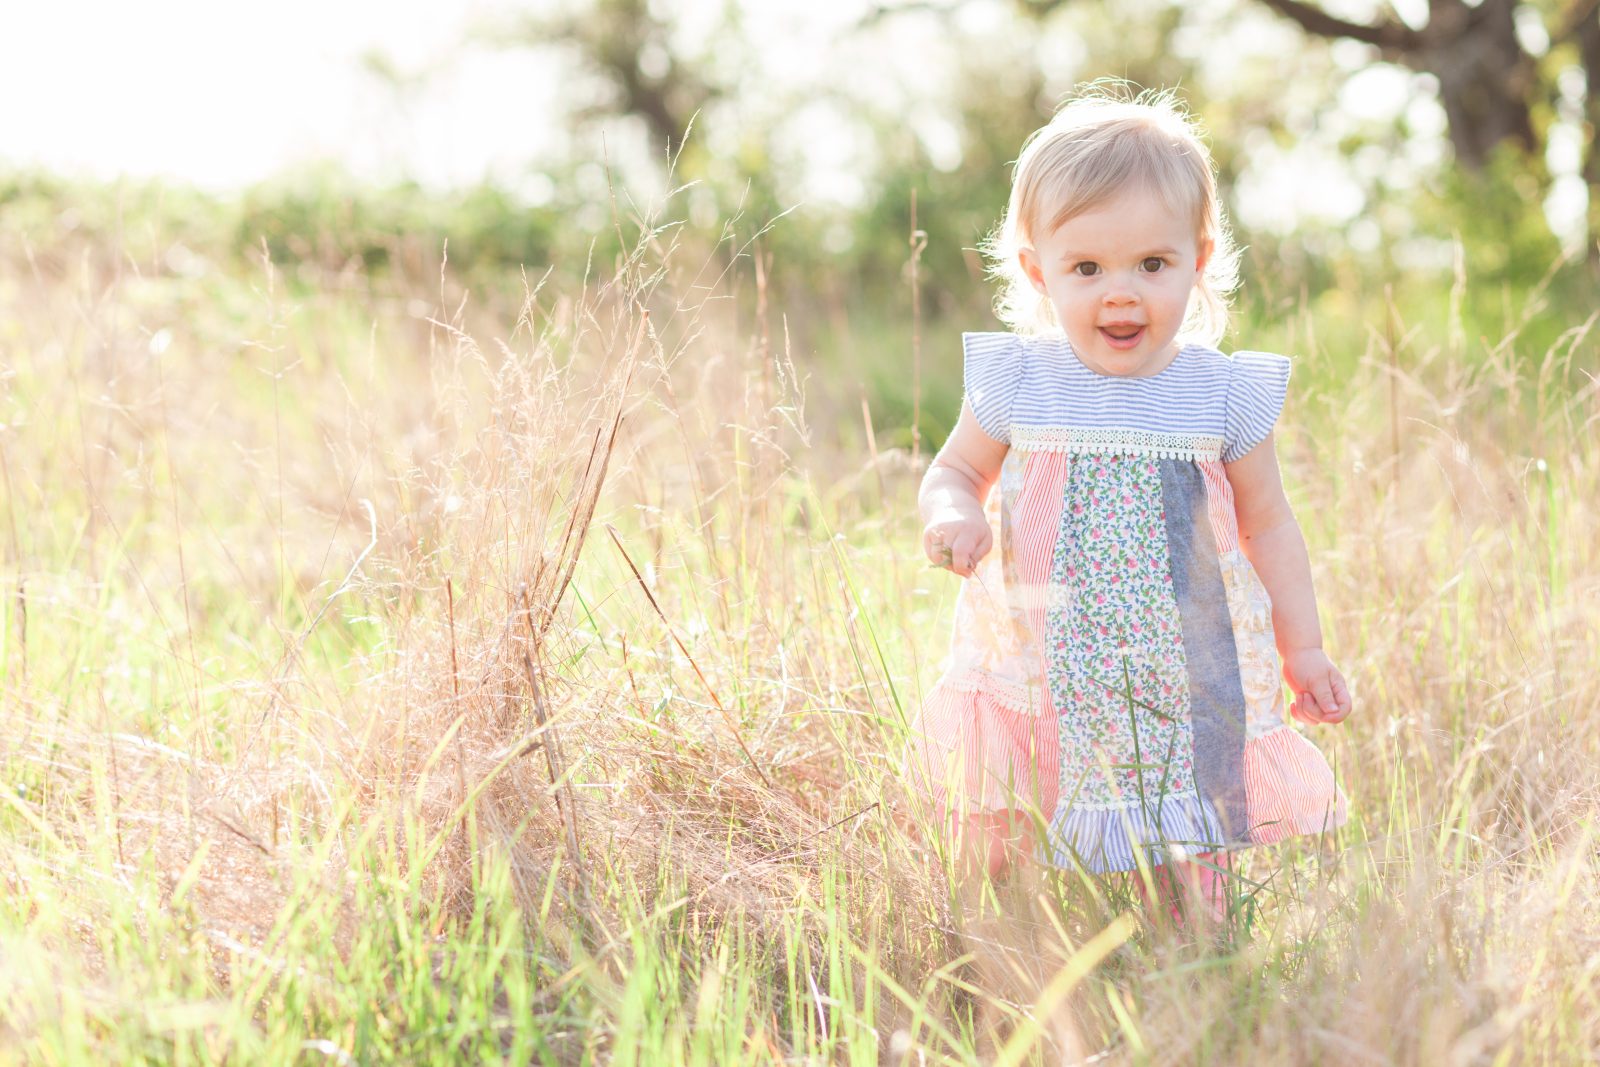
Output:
top-left (951, 808), bottom-right (1034, 881)
top-left (1137, 850), bottom-right (1230, 928)
top-left (946, 810), bottom-right (1067, 1059)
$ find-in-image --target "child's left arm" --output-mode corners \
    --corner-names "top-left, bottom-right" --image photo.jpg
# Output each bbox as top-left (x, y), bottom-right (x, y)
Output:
top-left (1225, 433), bottom-right (1352, 726)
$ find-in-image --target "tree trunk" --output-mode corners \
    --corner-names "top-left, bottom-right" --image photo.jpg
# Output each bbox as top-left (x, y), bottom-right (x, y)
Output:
top-left (1257, 0), bottom-right (1537, 171)
top-left (1578, 6), bottom-right (1600, 266)
top-left (1404, 0), bottom-right (1539, 169)
top-left (513, 0), bottom-right (718, 159)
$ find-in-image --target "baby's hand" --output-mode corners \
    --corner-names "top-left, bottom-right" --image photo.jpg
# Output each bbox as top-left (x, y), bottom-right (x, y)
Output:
top-left (1282, 648), bottom-right (1352, 725)
top-left (922, 508), bottom-right (991, 578)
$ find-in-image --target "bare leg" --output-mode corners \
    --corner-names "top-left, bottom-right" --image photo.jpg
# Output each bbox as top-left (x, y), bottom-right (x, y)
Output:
top-left (955, 808), bottom-right (1034, 882)
top-left (1137, 850), bottom-right (1230, 931)
top-left (946, 809), bottom-right (1042, 1057)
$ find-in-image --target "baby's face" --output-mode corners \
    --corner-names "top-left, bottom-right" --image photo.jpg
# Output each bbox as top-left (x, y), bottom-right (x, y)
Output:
top-left (1018, 186), bottom-right (1210, 378)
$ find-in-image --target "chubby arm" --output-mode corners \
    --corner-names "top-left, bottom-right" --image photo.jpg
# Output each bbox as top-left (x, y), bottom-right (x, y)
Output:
top-left (919, 400), bottom-right (1009, 578)
top-left (1225, 433), bottom-right (1352, 725)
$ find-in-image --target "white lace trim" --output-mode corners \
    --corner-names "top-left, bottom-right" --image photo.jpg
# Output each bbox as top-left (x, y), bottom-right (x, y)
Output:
top-left (943, 667), bottom-right (1039, 716)
top-left (1011, 426), bottom-right (1223, 461)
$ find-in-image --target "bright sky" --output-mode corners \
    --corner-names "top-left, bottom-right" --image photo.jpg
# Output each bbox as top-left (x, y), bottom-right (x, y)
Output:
top-left (1, 0), bottom-right (561, 189)
top-left (2, 0), bottom-right (915, 191)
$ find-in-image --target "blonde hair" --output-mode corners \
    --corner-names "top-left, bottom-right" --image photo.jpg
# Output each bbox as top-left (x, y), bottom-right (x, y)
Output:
top-left (982, 84), bottom-right (1240, 346)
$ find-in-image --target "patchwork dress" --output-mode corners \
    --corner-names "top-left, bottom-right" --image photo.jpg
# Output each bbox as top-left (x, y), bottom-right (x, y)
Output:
top-left (906, 331), bottom-right (1348, 873)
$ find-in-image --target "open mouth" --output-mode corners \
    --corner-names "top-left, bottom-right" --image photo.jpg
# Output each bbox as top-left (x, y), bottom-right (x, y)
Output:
top-left (1098, 324), bottom-right (1146, 349)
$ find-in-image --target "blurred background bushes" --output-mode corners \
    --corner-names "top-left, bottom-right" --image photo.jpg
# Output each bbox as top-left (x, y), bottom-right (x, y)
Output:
top-left (5, 0), bottom-right (1595, 447)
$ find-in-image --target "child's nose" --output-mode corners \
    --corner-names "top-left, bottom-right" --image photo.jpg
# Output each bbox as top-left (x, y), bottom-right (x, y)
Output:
top-left (1100, 270), bottom-right (1140, 302)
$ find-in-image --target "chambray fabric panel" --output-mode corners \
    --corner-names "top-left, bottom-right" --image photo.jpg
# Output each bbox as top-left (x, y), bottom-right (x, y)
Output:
top-left (1158, 458), bottom-right (1250, 845)
top-left (1222, 350), bottom-right (1292, 463)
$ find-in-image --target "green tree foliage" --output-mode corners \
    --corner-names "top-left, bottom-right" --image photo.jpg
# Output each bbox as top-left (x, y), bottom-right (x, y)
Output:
top-left (1255, 0), bottom-right (1600, 267)
top-left (7, 0), bottom-right (1590, 431)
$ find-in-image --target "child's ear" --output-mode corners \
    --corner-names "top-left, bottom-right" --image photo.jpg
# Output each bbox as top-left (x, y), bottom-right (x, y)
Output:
top-left (1017, 247), bottom-right (1049, 296)
top-left (1195, 237), bottom-right (1214, 274)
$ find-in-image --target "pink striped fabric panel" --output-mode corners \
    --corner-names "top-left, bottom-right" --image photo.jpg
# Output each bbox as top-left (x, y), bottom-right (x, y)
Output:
top-left (1243, 727), bottom-right (1348, 843)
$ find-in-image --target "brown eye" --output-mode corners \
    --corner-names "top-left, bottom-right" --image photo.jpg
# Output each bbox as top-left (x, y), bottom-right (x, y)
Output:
top-left (1074, 262), bottom-right (1100, 277)
top-left (1141, 257), bottom-right (1165, 272)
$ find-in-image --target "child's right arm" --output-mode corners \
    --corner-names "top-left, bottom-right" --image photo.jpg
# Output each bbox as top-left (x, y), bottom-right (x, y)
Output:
top-left (919, 400), bottom-right (1009, 578)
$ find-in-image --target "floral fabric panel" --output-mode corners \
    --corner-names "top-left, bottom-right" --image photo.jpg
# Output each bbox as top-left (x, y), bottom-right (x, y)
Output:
top-left (1218, 549), bottom-right (1286, 740)
top-left (1047, 454), bottom-right (1196, 809)
top-left (994, 447), bottom-right (1039, 681)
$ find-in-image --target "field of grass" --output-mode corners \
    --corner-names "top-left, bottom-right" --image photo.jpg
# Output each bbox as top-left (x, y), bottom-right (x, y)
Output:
top-left (0, 185), bottom-right (1597, 1064)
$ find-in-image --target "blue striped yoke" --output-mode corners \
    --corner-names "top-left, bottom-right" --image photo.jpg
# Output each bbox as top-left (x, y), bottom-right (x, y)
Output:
top-left (961, 331), bottom-right (1290, 464)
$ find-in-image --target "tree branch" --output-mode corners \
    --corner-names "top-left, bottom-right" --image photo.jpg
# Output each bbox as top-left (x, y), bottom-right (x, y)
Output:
top-left (857, 0), bottom-right (966, 29)
top-left (1255, 0), bottom-right (1423, 53)
top-left (858, 0), bottom-right (1080, 30)
top-left (1554, 0), bottom-right (1600, 46)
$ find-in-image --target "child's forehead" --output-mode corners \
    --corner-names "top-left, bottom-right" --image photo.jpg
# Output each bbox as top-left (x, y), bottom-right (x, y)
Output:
top-left (1041, 189), bottom-right (1200, 250)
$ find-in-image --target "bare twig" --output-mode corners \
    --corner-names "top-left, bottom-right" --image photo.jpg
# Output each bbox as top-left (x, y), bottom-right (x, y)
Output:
top-left (604, 524), bottom-right (773, 790)
top-left (298, 499), bottom-right (378, 641)
top-left (209, 810), bottom-right (273, 857)
top-left (909, 189), bottom-right (926, 466)
top-left (518, 587), bottom-right (589, 891)
top-left (447, 577), bottom-right (469, 820)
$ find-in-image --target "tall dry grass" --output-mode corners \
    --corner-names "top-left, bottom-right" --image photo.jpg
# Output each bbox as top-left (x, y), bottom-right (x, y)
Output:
top-left (0, 183), bottom-right (1596, 1064)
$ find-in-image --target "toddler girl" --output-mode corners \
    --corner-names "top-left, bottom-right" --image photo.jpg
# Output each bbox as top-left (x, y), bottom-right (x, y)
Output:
top-left (906, 88), bottom-right (1351, 926)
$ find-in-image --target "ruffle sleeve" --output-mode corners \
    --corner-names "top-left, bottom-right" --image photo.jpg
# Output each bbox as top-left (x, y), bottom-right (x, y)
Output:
top-left (1222, 350), bottom-right (1292, 463)
top-left (962, 331), bottom-right (1027, 445)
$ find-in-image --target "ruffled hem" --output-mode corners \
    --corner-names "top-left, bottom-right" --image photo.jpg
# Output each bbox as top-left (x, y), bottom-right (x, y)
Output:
top-left (901, 673), bottom-right (1058, 821)
top-left (1039, 791), bottom-right (1229, 874)
top-left (1037, 725), bottom-right (1348, 873)
top-left (1242, 724), bottom-right (1349, 844)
